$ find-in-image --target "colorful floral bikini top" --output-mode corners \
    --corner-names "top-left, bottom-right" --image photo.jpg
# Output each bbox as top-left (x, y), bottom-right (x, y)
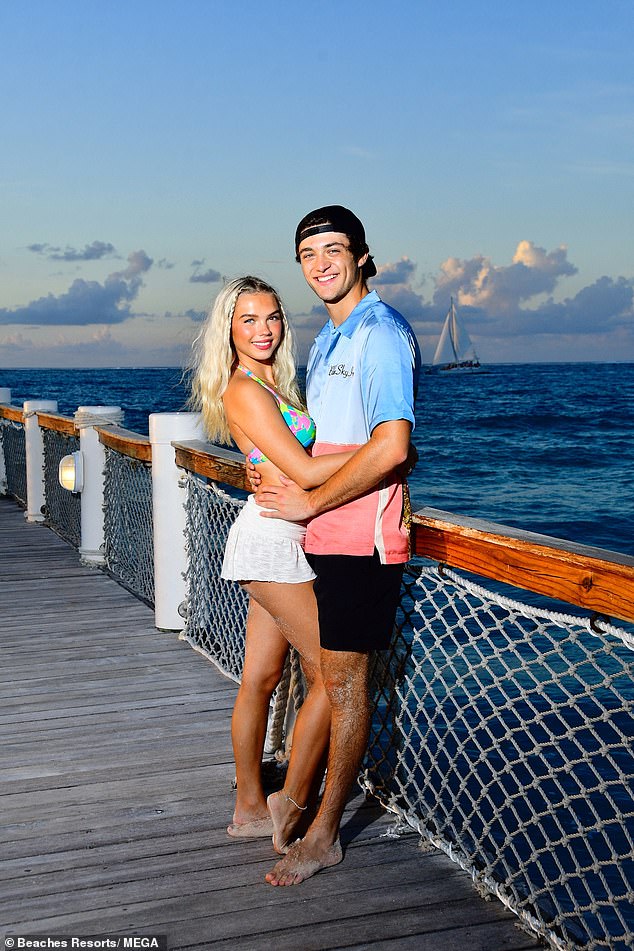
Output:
top-left (238, 364), bottom-right (316, 465)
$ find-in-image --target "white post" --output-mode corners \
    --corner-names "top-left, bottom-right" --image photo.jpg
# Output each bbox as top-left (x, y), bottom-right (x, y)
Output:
top-left (23, 399), bottom-right (58, 522)
top-left (75, 405), bottom-right (124, 565)
top-left (0, 388), bottom-right (11, 494)
top-left (149, 412), bottom-right (204, 631)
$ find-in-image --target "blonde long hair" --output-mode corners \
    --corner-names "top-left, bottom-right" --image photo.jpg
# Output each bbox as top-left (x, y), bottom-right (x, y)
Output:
top-left (189, 276), bottom-right (304, 444)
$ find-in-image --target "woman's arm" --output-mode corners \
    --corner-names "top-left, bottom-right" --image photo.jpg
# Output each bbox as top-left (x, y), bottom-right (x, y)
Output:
top-left (224, 379), bottom-right (354, 489)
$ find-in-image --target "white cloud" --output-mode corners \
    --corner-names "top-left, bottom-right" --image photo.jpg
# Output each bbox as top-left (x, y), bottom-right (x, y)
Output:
top-left (509, 276), bottom-right (634, 336)
top-left (117, 250), bottom-right (153, 279)
top-left (0, 250), bottom-right (153, 326)
top-left (0, 332), bottom-right (33, 350)
top-left (190, 267), bottom-right (222, 284)
top-left (189, 259), bottom-right (223, 284)
top-left (436, 241), bottom-right (578, 313)
top-left (375, 257), bottom-right (417, 285)
top-left (369, 244), bottom-right (633, 356)
top-left (28, 240), bottom-right (117, 262)
top-left (0, 324), bottom-right (190, 369)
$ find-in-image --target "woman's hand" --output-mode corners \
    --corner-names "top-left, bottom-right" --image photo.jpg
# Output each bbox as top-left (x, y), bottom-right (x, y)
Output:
top-left (246, 460), bottom-right (262, 491)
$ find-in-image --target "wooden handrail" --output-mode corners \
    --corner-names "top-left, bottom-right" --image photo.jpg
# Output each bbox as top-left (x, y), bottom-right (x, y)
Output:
top-left (412, 508), bottom-right (634, 625)
top-left (173, 440), bottom-right (248, 491)
top-left (36, 411), bottom-right (78, 436)
top-left (172, 442), bottom-right (634, 624)
top-left (0, 404), bottom-right (24, 424)
top-left (97, 425), bottom-right (152, 463)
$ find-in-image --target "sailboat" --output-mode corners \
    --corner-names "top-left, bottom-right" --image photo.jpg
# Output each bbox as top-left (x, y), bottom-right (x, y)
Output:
top-left (428, 297), bottom-right (481, 374)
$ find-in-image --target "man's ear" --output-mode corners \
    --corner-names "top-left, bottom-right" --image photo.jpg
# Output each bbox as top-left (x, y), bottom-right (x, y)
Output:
top-left (357, 251), bottom-right (369, 268)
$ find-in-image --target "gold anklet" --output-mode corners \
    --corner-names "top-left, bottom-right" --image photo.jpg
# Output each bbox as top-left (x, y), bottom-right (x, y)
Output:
top-left (285, 795), bottom-right (307, 811)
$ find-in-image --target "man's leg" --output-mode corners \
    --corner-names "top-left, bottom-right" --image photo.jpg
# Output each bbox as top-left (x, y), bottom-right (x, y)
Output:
top-left (265, 550), bottom-right (402, 885)
top-left (265, 647), bottom-right (371, 885)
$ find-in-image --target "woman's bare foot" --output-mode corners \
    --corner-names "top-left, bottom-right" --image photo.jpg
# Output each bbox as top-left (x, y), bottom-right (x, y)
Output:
top-left (265, 836), bottom-right (343, 885)
top-left (267, 790), bottom-right (307, 854)
top-left (227, 814), bottom-right (274, 838)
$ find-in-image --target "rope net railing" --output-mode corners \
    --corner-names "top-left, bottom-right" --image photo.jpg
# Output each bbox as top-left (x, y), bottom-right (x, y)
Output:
top-left (364, 561), bottom-right (634, 951)
top-left (178, 473), bottom-right (633, 947)
top-left (103, 446), bottom-right (154, 605)
top-left (42, 427), bottom-right (81, 547)
top-left (182, 475), bottom-right (248, 680)
top-left (0, 418), bottom-right (27, 506)
top-left (182, 474), bottom-right (300, 756)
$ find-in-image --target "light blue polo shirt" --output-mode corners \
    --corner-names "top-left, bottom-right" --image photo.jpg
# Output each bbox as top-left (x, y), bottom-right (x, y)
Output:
top-left (306, 290), bottom-right (421, 443)
top-left (304, 291), bottom-right (421, 561)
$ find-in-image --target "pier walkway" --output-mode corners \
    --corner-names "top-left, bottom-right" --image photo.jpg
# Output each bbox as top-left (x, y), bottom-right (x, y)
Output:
top-left (1, 497), bottom-right (543, 950)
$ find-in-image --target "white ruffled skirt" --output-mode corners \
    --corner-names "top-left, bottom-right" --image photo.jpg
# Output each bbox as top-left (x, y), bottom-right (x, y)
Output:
top-left (221, 494), bottom-right (316, 584)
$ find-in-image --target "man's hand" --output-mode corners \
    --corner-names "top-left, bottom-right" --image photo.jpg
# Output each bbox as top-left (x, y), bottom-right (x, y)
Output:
top-left (255, 476), bottom-right (314, 522)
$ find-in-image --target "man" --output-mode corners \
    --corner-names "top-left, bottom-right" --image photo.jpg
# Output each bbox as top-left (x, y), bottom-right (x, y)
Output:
top-left (256, 205), bottom-right (421, 885)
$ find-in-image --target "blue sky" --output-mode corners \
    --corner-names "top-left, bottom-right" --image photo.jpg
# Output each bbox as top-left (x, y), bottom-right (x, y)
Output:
top-left (1, 0), bottom-right (633, 367)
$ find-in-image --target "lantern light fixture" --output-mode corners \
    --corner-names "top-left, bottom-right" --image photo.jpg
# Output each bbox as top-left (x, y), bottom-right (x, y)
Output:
top-left (58, 451), bottom-right (84, 493)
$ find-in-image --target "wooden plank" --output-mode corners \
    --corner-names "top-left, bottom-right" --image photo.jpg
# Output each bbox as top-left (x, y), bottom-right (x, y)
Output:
top-left (1, 824), bottom-right (421, 904)
top-left (36, 410), bottom-right (78, 435)
top-left (3, 870), bottom-right (541, 950)
top-left (97, 423), bottom-right (152, 462)
top-left (217, 916), bottom-right (540, 951)
top-left (0, 495), bottom-right (542, 950)
top-left (413, 506), bottom-right (634, 624)
top-left (0, 403), bottom-right (24, 423)
top-left (187, 901), bottom-right (538, 951)
top-left (173, 439), bottom-right (248, 490)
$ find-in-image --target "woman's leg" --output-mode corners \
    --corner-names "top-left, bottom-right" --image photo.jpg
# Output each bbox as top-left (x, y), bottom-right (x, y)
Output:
top-left (244, 580), bottom-right (331, 851)
top-left (228, 595), bottom-right (289, 835)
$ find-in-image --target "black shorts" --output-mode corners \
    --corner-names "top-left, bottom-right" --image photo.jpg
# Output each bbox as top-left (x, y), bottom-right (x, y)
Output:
top-left (306, 549), bottom-right (404, 652)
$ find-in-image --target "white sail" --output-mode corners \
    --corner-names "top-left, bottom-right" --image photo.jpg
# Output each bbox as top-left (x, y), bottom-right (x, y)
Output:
top-left (431, 298), bottom-right (480, 372)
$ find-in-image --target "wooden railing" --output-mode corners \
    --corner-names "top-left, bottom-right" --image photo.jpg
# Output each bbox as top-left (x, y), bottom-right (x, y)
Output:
top-left (97, 425), bottom-right (152, 463)
top-left (0, 409), bottom-right (153, 464)
top-left (36, 411), bottom-right (78, 435)
top-left (174, 441), bottom-right (634, 626)
top-left (2, 409), bottom-right (632, 626)
top-left (0, 404), bottom-right (25, 424)
top-left (174, 440), bottom-right (248, 491)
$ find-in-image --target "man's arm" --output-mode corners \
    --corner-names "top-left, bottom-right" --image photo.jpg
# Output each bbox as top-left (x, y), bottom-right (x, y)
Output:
top-left (255, 419), bottom-right (411, 521)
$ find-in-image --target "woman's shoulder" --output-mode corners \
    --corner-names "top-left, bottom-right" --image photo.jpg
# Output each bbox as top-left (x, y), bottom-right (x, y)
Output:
top-left (224, 368), bottom-right (276, 414)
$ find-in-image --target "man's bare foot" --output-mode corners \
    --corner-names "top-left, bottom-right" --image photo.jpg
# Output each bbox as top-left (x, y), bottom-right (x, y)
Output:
top-left (265, 837), bottom-right (343, 885)
top-left (226, 814), bottom-right (274, 838)
top-left (267, 790), bottom-right (307, 854)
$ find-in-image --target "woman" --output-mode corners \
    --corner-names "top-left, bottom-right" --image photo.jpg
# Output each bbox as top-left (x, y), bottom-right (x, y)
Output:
top-left (190, 276), bottom-right (354, 851)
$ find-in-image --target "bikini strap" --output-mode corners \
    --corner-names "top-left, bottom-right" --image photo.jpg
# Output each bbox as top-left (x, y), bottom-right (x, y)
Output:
top-left (237, 363), bottom-right (280, 400)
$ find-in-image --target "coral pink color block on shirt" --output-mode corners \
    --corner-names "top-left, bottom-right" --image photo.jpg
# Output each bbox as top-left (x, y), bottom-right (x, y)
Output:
top-left (304, 442), bottom-right (409, 564)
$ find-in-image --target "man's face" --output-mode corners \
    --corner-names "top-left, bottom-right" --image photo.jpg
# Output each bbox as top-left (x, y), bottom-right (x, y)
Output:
top-left (297, 231), bottom-right (367, 305)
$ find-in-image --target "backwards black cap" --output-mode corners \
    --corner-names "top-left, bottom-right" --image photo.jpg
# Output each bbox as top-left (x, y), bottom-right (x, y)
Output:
top-left (294, 204), bottom-right (377, 278)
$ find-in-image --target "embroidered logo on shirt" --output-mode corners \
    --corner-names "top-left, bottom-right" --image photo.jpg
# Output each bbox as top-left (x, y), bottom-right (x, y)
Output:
top-left (328, 363), bottom-right (355, 378)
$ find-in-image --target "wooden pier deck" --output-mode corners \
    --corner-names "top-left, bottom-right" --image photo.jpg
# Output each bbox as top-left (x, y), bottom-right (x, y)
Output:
top-left (1, 496), bottom-right (543, 950)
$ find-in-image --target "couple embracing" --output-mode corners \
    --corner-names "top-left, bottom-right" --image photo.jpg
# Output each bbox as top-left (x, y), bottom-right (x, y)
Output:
top-left (191, 205), bottom-right (421, 886)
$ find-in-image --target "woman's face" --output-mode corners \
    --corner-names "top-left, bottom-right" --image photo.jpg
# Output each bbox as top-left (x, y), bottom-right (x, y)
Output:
top-left (231, 292), bottom-right (283, 367)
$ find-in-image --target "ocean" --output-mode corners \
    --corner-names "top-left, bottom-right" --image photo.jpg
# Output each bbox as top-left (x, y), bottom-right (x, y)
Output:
top-left (3, 362), bottom-right (634, 557)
